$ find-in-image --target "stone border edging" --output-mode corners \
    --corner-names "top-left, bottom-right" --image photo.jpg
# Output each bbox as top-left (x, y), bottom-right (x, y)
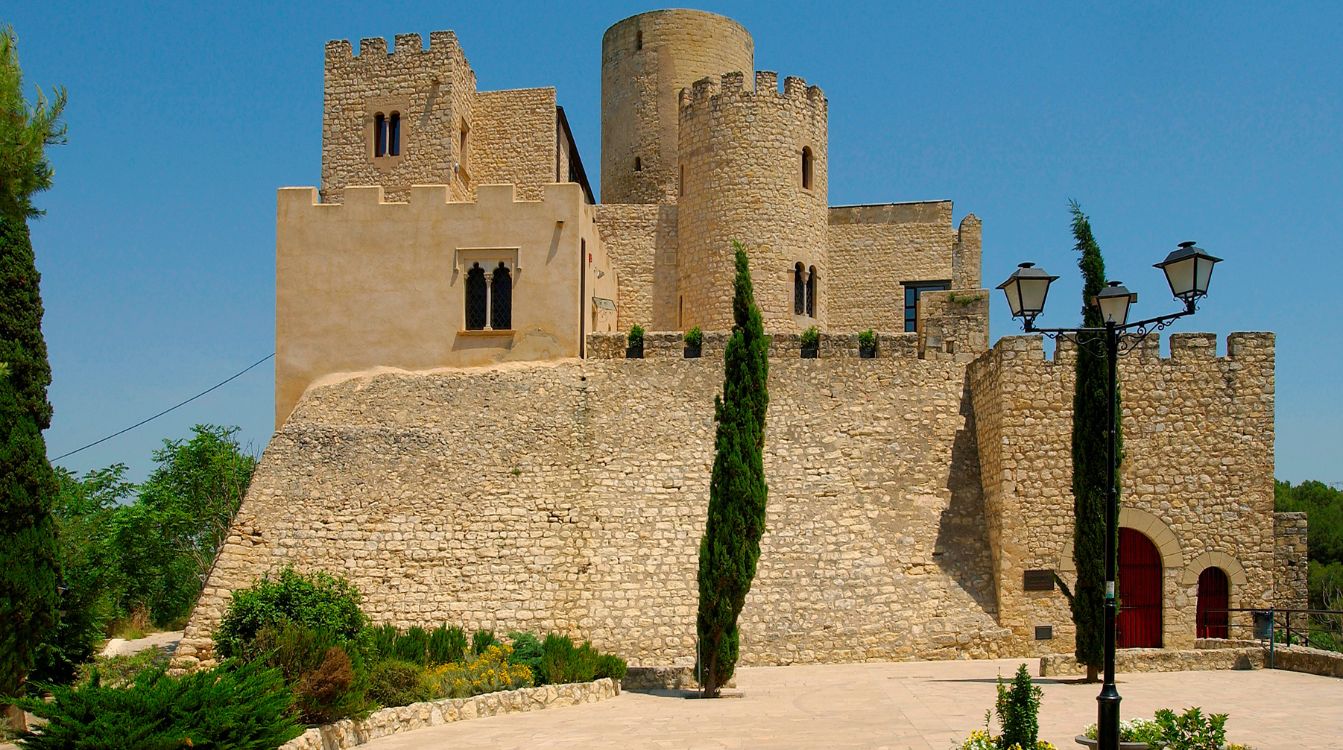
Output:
top-left (280, 678), bottom-right (620, 750)
top-left (1039, 647), bottom-right (1264, 677)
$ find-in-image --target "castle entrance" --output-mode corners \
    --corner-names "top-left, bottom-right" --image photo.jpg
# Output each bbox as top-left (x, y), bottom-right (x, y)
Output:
top-left (1117, 527), bottom-right (1163, 648)
top-left (1196, 567), bottom-right (1231, 638)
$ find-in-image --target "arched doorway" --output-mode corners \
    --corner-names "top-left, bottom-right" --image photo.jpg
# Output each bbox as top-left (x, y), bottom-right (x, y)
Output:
top-left (1118, 528), bottom-right (1163, 648)
top-left (1197, 567), bottom-right (1230, 638)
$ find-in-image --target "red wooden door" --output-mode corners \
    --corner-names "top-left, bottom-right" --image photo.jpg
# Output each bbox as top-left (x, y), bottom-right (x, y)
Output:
top-left (1117, 528), bottom-right (1163, 648)
top-left (1197, 567), bottom-right (1230, 638)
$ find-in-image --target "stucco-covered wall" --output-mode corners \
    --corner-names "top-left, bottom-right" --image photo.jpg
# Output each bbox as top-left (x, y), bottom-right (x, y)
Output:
top-left (274, 182), bottom-right (615, 426)
top-left (969, 332), bottom-right (1278, 654)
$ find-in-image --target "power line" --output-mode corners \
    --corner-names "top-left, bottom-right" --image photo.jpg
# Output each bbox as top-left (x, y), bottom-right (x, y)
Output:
top-left (51, 352), bottom-right (275, 462)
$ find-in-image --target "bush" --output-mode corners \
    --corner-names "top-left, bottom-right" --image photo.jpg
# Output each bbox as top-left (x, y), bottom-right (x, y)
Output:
top-left (800, 325), bottom-right (820, 349)
top-left (19, 660), bottom-right (303, 749)
top-left (627, 324), bottom-right (645, 349)
top-left (537, 634), bottom-right (600, 685)
top-left (247, 623), bottom-right (370, 725)
top-left (507, 631), bottom-right (543, 676)
top-left (421, 644), bottom-right (531, 699)
top-left (1085, 708), bottom-right (1229, 749)
top-left (393, 626), bottom-right (430, 664)
top-left (428, 625), bottom-right (467, 665)
top-left (858, 328), bottom-right (877, 354)
top-left (594, 652), bottom-right (627, 680)
top-left (75, 648), bottom-right (171, 689)
top-left (368, 623), bottom-right (399, 661)
top-left (367, 659), bottom-right (431, 708)
top-left (997, 664), bottom-right (1041, 749)
top-left (214, 567), bottom-right (367, 659)
top-left (684, 326), bottom-right (703, 348)
top-left (471, 629), bottom-right (499, 656)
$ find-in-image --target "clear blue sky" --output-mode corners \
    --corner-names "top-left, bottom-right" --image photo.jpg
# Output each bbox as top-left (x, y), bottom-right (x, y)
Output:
top-left (10, 2), bottom-right (1340, 484)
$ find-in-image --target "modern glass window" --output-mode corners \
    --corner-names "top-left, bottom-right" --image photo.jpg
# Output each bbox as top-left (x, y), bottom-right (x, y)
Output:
top-left (903, 280), bottom-right (950, 332)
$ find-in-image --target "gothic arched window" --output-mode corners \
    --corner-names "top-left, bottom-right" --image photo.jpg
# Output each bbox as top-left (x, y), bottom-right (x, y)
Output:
top-left (465, 263), bottom-right (487, 330)
top-left (373, 113), bottom-right (387, 157)
top-left (794, 262), bottom-right (806, 315)
top-left (802, 146), bottom-right (814, 189)
top-left (806, 266), bottom-right (818, 317)
top-left (491, 262), bottom-right (513, 330)
top-left (388, 112), bottom-right (401, 156)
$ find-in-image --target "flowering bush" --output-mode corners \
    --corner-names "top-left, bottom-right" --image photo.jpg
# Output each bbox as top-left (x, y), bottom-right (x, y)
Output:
top-left (1082, 717), bottom-right (1163, 745)
top-left (421, 644), bottom-right (533, 699)
top-left (956, 728), bottom-right (1056, 750)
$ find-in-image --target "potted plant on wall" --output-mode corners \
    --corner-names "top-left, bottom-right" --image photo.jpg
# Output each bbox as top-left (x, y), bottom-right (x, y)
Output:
top-left (858, 328), bottom-right (877, 358)
top-left (684, 326), bottom-right (703, 358)
top-left (800, 326), bottom-right (820, 359)
top-left (627, 324), bottom-right (645, 359)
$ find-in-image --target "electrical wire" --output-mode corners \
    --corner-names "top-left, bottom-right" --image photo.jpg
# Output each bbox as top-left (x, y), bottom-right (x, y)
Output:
top-left (50, 352), bottom-right (275, 462)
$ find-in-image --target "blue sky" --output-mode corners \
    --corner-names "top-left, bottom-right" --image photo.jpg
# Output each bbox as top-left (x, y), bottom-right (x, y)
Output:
top-left (10, 2), bottom-right (1340, 484)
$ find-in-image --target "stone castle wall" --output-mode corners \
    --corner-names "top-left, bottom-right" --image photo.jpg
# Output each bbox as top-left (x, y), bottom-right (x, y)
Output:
top-left (677, 72), bottom-right (829, 332)
top-left (594, 203), bottom-right (679, 331)
top-left (469, 88), bottom-right (558, 202)
top-left (600, 10), bottom-right (754, 205)
top-left (1274, 511), bottom-right (1310, 610)
top-left (969, 332), bottom-right (1277, 653)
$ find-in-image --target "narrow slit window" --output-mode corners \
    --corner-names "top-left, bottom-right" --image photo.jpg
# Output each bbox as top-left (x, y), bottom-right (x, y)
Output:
top-left (373, 113), bottom-right (387, 157)
top-left (801, 146), bottom-right (814, 189)
top-left (465, 263), bottom-right (487, 330)
top-left (806, 266), bottom-right (818, 317)
top-left (636, 30), bottom-right (643, 50)
top-left (794, 262), bottom-right (806, 315)
top-left (634, 156), bottom-right (642, 172)
top-left (388, 112), bottom-right (401, 156)
top-left (491, 262), bottom-right (513, 330)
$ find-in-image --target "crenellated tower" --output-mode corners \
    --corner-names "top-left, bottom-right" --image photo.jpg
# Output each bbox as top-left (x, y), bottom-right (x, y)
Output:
top-left (676, 72), bottom-right (829, 332)
top-left (600, 10), bottom-right (754, 205)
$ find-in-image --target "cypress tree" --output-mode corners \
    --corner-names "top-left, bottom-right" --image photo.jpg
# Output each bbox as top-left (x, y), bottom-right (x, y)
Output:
top-left (1066, 201), bottom-right (1120, 682)
top-left (696, 242), bottom-right (769, 697)
top-left (0, 26), bottom-right (65, 729)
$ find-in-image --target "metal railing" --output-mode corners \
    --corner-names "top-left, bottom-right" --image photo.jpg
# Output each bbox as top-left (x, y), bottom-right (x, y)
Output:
top-left (1206, 607), bottom-right (1343, 656)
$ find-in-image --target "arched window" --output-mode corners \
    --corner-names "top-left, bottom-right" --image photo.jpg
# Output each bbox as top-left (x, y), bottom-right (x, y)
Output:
top-left (388, 112), bottom-right (401, 156)
top-left (801, 146), bottom-right (814, 190)
top-left (491, 262), bottom-right (513, 330)
top-left (1197, 567), bottom-right (1230, 639)
top-left (806, 266), bottom-right (818, 317)
top-left (373, 113), bottom-right (387, 157)
top-left (794, 263), bottom-right (806, 315)
top-left (465, 263), bottom-right (487, 330)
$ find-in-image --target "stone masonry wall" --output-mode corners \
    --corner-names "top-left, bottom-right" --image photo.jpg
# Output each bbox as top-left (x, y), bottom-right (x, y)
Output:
top-left (323, 33), bottom-right (475, 204)
top-left (969, 333), bottom-right (1278, 655)
top-left (469, 88), bottom-right (558, 201)
top-left (677, 72), bottom-right (829, 332)
top-left (594, 203), bottom-right (679, 331)
top-left (180, 352), bottom-right (1011, 670)
top-left (1275, 511), bottom-right (1309, 610)
top-left (601, 10), bottom-right (754, 204)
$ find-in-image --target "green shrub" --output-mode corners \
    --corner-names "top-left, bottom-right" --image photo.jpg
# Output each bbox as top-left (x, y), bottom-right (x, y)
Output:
top-left (367, 659), bottom-right (431, 708)
top-left (594, 653), bottom-right (627, 680)
top-left (247, 623), bottom-right (370, 725)
top-left (684, 326), bottom-right (703, 348)
top-left (858, 328), bottom-right (877, 353)
top-left (627, 324), bottom-right (645, 349)
top-left (507, 631), bottom-right (543, 676)
top-left (368, 623), bottom-right (399, 661)
top-left (996, 664), bottom-right (1041, 749)
top-left (537, 634), bottom-right (600, 685)
top-left (19, 660), bottom-right (302, 749)
top-left (75, 647), bottom-right (171, 689)
top-left (800, 325), bottom-right (820, 349)
top-left (214, 567), bottom-right (367, 659)
top-left (393, 626), bottom-right (430, 664)
top-left (428, 625), bottom-right (467, 665)
top-left (1152, 707), bottom-right (1228, 750)
top-left (471, 629), bottom-right (499, 656)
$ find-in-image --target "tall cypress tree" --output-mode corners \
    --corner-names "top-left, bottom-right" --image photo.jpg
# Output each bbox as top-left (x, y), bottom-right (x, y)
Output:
top-left (696, 242), bottom-right (769, 697)
top-left (0, 25), bottom-right (65, 729)
top-left (1066, 201), bottom-right (1119, 682)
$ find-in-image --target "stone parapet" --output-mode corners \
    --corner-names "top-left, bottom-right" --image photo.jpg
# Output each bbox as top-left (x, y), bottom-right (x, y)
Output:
top-left (280, 679), bottom-right (619, 750)
top-left (585, 331), bottom-right (923, 360)
top-left (1039, 647), bottom-right (1265, 677)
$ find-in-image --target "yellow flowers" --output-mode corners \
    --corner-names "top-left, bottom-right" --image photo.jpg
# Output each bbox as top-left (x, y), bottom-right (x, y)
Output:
top-left (420, 643), bottom-right (534, 699)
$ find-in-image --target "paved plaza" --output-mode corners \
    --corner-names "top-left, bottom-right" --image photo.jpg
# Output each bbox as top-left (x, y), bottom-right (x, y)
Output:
top-left (363, 659), bottom-right (1343, 750)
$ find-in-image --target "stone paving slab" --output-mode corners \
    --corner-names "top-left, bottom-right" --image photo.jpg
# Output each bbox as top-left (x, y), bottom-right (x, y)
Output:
top-left (360, 659), bottom-right (1343, 749)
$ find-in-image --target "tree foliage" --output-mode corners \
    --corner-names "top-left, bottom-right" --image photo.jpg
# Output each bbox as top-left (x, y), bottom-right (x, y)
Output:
top-left (696, 242), bottom-right (769, 697)
top-left (0, 26), bottom-right (67, 220)
top-left (1066, 201), bottom-right (1119, 681)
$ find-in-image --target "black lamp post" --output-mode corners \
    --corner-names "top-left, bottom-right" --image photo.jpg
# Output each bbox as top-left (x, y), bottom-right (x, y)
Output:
top-left (997, 241), bottom-right (1221, 750)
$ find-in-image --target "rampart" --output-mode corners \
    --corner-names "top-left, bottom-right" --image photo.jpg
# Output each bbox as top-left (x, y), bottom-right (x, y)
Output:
top-left (969, 332), bottom-right (1276, 653)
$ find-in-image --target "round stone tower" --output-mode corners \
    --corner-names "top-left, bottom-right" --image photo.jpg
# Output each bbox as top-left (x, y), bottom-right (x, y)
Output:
top-left (600, 10), bottom-right (753, 205)
top-left (676, 72), bottom-right (829, 332)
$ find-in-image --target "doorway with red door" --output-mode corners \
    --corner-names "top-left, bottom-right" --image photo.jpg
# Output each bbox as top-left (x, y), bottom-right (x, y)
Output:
top-left (1117, 527), bottom-right (1163, 648)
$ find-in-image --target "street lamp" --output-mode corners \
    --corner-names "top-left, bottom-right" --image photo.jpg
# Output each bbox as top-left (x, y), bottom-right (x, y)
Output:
top-left (998, 242), bottom-right (1220, 750)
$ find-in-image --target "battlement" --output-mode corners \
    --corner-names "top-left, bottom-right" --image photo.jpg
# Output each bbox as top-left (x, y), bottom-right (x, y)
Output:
top-left (678, 70), bottom-right (827, 111)
top-left (324, 30), bottom-right (460, 63)
top-left (985, 332), bottom-right (1275, 366)
top-left (586, 330), bottom-right (921, 360)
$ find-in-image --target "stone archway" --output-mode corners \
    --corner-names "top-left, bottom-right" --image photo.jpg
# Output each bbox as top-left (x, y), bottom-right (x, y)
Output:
top-left (1057, 507), bottom-right (1185, 575)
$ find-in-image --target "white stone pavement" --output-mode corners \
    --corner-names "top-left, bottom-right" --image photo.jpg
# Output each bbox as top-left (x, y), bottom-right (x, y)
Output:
top-left (361, 659), bottom-right (1343, 750)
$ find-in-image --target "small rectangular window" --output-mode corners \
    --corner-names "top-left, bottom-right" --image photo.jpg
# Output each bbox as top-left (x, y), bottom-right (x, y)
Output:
top-left (903, 280), bottom-right (950, 332)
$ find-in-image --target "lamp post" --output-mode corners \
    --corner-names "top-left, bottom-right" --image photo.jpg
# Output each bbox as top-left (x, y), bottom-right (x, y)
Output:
top-left (997, 241), bottom-right (1221, 750)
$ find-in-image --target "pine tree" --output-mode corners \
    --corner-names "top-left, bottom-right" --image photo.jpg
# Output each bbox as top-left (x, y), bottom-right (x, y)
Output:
top-left (696, 242), bottom-right (769, 697)
top-left (0, 25), bottom-right (65, 730)
top-left (1066, 201), bottom-right (1120, 682)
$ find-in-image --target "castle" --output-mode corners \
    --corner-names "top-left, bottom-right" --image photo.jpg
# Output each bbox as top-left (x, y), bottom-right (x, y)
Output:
top-left (179, 10), bottom-right (1303, 670)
